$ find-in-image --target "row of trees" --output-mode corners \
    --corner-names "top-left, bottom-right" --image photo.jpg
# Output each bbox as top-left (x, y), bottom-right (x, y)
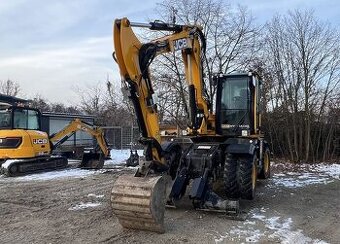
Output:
top-left (150, 0), bottom-right (260, 125)
top-left (0, 79), bottom-right (134, 126)
top-left (149, 0), bottom-right (340, 162)
top-left (0, 79), bottom-right (81, 114)
top-left (1, 0), bottom-right (339, 162)
top-left (258, 11), bottom-right (340, 162)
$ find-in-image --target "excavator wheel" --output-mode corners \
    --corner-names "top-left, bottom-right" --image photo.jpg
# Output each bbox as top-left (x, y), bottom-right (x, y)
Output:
top-left (224, 153), bottom-right (240, 199)
top-left (258, 148), bottom-right (271, 179)
top-left (239, 155), bottom-right (257, 200)
top-left (164, 147), bottom-right (181, 180)
top-left (111, 175), bottom-right (169, 233)
top-left (79, 152), bottom-right (104, 169)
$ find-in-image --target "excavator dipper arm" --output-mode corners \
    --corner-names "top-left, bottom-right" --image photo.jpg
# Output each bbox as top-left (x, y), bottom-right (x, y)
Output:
top-left (111, 17), bottom-right (218, 233)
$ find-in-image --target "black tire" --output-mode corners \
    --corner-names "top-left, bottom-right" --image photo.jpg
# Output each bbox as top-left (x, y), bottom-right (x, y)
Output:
top-left (166, 151), bottom-right (179, 180)
top-left (258, 148), bottom-right (271, 179)
top-left (164, 146), bottom-right (182, 180)
top-left (239, 155), bottom-right (257, 200)
top-left (224, 153), bottom-right (240, 199)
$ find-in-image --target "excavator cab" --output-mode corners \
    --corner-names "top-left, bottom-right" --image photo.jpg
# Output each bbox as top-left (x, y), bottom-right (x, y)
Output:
top-left (0, 106), bottom-right (50, 159)
top-left (0, 106), bottom-right (41, 131)
top-left (215, 72), bottom-right (262, 137)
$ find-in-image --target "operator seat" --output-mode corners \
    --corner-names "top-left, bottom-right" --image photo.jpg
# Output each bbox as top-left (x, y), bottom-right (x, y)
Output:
top-left (237, 88), bottom-right (248, 109)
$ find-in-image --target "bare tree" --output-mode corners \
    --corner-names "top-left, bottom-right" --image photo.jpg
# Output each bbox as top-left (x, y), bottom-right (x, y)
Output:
top-left (149, 0), bottom-right (260, 127)
top-left (31, 94), bottom-right (51, 112)
top-left (74, 82), bottom-right (107, 124)
top-left (106, 80), bottom-right (136, 126)
top-left (75, 80), bottom-right (135, 126)
top-left (30, 94), bottom-right (82, 114)
top-left (262, 9), bottom-right (340, 162)
top-left (0, 79), bottom-right (20, 96)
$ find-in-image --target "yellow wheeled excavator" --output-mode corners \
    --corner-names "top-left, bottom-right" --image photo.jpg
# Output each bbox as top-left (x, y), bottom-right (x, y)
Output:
top-left (0, 99), bottom-right (110, 176)
top-left (111, 18), bottom-right (271, 233)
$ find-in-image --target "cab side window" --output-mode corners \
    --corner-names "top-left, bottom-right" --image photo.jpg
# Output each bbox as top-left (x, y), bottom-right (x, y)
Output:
top-left (28, 110), bottom-right (39, 130)
top-left (14, 110), bottom-right (27, 129)
top-left (13, 109), bottom-right (40, 130)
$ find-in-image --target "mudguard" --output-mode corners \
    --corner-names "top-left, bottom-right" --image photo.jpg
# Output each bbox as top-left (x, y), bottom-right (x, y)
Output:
top-left (161, 141), bottom-right (181, 155)
top-left (224, 138), bottom-right (256, 156)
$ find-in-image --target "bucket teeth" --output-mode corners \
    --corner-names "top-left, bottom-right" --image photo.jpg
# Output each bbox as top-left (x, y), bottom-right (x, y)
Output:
top-left (111, 175), bottom-right (168, 233)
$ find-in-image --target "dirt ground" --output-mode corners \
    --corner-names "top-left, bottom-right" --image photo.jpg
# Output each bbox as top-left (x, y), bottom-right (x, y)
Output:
top-left (0, 162), bottom-right (339, 244)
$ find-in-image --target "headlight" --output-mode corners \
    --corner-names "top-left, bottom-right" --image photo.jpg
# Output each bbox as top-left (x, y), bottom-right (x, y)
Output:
top-left (0, 137), bottom-right (22, 148)
top-left (241, 130), bottom-right (249, 137)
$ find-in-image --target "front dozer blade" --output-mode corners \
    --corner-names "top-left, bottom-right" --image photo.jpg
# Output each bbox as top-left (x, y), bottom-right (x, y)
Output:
top-left (111, 175), bottom-right (168, 233)
top-left (79, 152), bottom-right (104, 169)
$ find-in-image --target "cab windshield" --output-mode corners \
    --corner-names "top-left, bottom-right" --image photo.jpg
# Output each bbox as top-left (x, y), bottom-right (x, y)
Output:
top-left (220, 77), bottom-right (250, 127)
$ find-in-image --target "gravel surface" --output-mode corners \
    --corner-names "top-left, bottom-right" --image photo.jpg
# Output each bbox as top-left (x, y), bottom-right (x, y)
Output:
top-left (0, 162), bottom-right (339, 244)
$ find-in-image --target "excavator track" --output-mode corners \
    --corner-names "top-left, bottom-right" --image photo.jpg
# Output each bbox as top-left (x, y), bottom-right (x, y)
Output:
top-left (0, 156), bottom-right (68, 177)
top-left (111, 175), bottom-right (168, 233)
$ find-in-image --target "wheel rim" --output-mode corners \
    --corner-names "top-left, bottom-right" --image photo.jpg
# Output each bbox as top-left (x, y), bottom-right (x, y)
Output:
top-left (252, 163), bottom-right (257, 190)
top-left (264, 152), bottom-right (269, 173)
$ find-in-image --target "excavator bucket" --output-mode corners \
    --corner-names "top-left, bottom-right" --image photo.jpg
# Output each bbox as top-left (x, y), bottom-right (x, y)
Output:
top-left (111, 175), bottom-right (168, 233)
top-left (79, 152), bottom-right (105, 169)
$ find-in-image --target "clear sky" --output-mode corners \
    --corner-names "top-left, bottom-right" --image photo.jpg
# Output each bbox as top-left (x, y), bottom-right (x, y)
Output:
top-left (0, 0), bottom-right (339, 105)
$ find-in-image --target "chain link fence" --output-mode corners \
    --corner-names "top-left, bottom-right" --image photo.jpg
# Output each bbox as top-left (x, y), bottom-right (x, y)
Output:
top-left (102, 126), bottom-right (142, 150)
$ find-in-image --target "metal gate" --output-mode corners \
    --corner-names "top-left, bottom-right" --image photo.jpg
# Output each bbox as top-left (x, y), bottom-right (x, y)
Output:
top-left (103, 126), bottom-right (142, 149)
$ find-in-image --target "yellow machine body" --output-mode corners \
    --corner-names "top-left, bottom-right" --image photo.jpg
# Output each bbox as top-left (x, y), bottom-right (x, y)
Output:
top-left (0, 105), bottom-right (110, 176)
top-left (0, 129), bottom-right (51, 159)
top-left (111, 17), bottom-right (271, 233)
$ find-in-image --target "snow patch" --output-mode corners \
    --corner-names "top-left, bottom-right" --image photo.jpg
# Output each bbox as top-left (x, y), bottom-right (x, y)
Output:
top-left (214, 208), bottom-right (328, 244)
top-left (270, 163), bottom-right (340, 188)
top-left (214, 225), bottom-right (264, 243)
top-left (271, 173), bottom-right (333, 188)
top-left (0, 149), bottom-right (142, 182)
top-left (87, 193), bottom-right (104, 198)
top-left (68, 202), bottom-right (101, 211)
top-left (264, 215), bottom-right (327, 244)
top-left (311, 164), bottom-right (340, 180)
top-left (0, 168), bottom-right (115, 182)
top-left (105, 149), bottom-right (143, 166)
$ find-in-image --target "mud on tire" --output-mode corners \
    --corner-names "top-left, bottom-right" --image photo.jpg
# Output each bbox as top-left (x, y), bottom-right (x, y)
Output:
top-left (239, 155), bottom-right (257, 200)
top-left (223, 153), bottom-right (240, 199)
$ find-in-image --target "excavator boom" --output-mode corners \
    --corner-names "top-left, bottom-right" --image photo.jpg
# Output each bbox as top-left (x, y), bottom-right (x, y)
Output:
top-left (111, 18), bottom-right (214, 233)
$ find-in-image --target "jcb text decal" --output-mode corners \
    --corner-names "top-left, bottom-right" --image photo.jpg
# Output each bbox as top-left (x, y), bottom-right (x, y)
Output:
top-left (174, 38), bottom-right (188, 51)
top-left (33, 139), bottom-right (48, 144)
